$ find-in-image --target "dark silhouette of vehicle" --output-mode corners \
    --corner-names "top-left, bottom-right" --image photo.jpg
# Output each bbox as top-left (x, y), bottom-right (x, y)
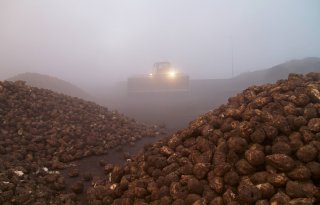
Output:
top-left (127, 62), bottom-right (189, 94)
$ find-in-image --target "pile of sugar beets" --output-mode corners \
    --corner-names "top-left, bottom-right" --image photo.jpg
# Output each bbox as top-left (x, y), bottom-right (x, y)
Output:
top-left (87, 73), bottom-right (320, 205)
top-left (0, 81), bottom-right (162, 204)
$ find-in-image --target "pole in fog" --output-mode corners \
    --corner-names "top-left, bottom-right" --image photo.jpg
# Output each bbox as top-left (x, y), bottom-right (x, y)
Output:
top-left (231, 37), bottom-right (234, 78)
top-left (228, 36), bottom-right (235, 78)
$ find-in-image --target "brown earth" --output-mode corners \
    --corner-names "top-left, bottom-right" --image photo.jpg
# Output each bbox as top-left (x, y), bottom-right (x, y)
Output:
top-left (7, 72), bottom-right (92, 101)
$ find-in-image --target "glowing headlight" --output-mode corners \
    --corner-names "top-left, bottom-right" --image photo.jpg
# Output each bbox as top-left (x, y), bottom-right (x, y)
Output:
top-left (168, 71), bottom-right (176, 78)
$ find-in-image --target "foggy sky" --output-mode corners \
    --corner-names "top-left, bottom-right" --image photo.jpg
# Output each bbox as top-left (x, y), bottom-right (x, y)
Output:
top-left (0, 0), bottom-right (319, 86)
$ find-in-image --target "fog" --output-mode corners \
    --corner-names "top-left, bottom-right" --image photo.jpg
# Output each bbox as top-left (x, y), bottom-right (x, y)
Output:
top-left (0, 0), bottom-right (319, 88)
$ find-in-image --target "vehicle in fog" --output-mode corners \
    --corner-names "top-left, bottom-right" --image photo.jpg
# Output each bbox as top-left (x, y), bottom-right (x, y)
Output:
top-left (127, 62), bottom-right (189, 94)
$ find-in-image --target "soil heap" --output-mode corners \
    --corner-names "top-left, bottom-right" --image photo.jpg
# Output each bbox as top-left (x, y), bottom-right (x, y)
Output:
top-left (86, 73), bottom-right (320, 205)
top-left (0, 81), bottom-right (161, 204)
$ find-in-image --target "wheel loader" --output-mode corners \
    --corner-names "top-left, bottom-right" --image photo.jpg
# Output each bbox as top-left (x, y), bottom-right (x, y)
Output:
top-left (127, 62), bottom-right (189, 94)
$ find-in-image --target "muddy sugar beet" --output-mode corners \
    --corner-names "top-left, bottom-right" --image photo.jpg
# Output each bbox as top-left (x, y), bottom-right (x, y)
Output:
top-left (87, 73), bottom-right (320, 205)
top-left (0, 80), bottom-right (162, 204)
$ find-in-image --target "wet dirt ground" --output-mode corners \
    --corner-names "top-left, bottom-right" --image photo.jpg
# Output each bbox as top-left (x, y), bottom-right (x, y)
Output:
top-left (60, 130), bottom-right (174, 204)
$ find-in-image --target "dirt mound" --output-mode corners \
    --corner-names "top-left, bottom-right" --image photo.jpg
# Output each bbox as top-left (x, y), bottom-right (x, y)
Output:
top-left (7, 72), bottom-right (91, 101)
top-left (0, 81), bottom-right (162, 204)
top-left (86, 73), bottom-right (320, 205)
top-left (99, 57), bottom-right (320, 130)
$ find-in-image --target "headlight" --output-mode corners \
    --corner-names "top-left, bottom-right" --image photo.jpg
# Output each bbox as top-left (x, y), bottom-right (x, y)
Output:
top-left (168, 71), bottom-right (176, 78)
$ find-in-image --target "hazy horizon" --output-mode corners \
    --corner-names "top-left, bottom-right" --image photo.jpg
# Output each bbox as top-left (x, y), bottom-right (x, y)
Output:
top-left (1, 0), bottom-right (319, 87)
